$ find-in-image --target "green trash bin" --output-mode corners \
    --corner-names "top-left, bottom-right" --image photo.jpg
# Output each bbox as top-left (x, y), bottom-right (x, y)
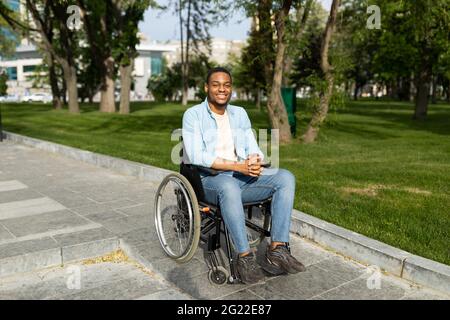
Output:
top-left (281, 87), bottom-right (297, 136)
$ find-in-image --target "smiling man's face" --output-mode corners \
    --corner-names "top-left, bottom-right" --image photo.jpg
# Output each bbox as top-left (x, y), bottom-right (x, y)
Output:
top-left (205, 72), bottom-right (232, 108)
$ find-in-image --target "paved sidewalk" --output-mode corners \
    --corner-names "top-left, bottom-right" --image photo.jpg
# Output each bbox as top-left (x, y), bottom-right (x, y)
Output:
top-left (0, 253), bottom-right (190, 300)
top-left (0, 141), bottom-right (448, 300)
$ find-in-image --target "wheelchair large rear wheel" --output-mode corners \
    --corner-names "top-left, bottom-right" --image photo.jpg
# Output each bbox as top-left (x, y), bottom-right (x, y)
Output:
top-left (154, 173), bottom-right (201, 263)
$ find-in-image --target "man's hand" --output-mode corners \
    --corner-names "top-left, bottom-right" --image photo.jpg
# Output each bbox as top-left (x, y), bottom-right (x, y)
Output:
top-left (212, 154), bottom-right (263, 177)
top-left (241, 154), bottom-right (263, 177)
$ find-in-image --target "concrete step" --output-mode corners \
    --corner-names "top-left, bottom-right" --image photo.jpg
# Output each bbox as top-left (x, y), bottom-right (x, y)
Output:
top-left (0, 227), bottom-right (119, 278)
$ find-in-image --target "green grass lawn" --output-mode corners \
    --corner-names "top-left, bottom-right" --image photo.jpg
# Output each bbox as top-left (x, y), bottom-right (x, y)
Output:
top-left (1, 99), bottom-right (449, 265)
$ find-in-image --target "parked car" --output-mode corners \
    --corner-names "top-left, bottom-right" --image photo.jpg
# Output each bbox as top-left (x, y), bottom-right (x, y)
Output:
top-left (0, 94), bottom-right (20, 103)
top-left (21, 93), bottom-right (52, 103)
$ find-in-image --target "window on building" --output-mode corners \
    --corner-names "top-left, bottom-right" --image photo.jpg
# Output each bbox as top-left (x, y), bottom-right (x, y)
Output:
top-left (151, 57), bottom-right (162, 76)
top-left (6, 67), bottom-right (17, 80)
top-left (23, 65), bottom-right (37, 73)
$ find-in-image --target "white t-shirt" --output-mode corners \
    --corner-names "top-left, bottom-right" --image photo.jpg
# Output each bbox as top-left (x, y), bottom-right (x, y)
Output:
top-left (212, 110), bottom-right (238, 162)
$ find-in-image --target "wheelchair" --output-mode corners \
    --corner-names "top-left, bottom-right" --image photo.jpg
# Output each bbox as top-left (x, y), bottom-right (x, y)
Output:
top-left (154, 143), bottom-right (273, 285)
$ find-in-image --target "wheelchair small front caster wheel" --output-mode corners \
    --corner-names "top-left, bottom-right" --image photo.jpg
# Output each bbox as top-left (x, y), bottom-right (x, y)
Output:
top-left (208, 266), bottom-right (229, 286)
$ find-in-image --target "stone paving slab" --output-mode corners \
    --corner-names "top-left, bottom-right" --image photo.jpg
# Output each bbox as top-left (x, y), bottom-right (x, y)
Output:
top-left (0, 197), bottom-right (67, 220)
top-left (52, 227), bottom-right (116, 247)
top-left (0, 225), bottom-right (14, 241)
top-left (0, 261), bottom-right (190, 300)
top-left (0, 189), bottom-right (44, 204)
top-left (83, 210), bottom-right (128, 223)
top-left (0, 237), bottom-right (59, 260)
top-left (0, 180), bottom-right (28, 192)
top-left (0, 140), bottom-right (449, 300)
top-left (1, 210), bottom-right (92, 237)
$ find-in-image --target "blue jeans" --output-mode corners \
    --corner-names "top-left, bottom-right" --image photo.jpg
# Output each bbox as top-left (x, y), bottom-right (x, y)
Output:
top-left (201, 168), bottom-right (296, 254)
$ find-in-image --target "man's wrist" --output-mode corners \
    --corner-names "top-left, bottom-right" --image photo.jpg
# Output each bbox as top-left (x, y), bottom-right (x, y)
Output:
top-left (234, 161), bottom-right (244, 173)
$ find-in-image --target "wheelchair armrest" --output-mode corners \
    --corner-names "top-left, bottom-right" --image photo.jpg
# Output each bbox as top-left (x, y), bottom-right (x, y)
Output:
top-left (193, 165), bottom-right (224, 176)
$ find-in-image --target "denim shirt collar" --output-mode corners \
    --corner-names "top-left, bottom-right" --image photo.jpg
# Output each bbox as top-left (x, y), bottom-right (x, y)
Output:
top-left (203, 98), bottom-right (236, 119)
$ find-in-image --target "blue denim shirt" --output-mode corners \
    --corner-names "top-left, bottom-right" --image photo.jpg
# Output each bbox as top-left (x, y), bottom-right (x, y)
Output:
top-left (182, 98), bottom-right (264, 169)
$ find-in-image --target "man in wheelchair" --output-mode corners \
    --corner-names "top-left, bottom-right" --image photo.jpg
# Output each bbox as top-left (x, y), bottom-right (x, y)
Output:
top-left (181, 67), bottom-right (306, 284)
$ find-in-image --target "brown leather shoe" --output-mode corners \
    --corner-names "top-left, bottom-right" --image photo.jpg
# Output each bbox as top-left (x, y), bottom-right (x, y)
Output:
top-left (265, 244), bottom-right (306, 274)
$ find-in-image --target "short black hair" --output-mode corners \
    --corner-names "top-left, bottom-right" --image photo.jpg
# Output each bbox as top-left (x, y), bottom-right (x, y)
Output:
top-left (206, 67), bottom-right (232, 84)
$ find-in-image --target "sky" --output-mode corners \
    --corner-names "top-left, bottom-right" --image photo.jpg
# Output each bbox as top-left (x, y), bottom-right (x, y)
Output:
top-left (139, 0), bottom-right (333, 42)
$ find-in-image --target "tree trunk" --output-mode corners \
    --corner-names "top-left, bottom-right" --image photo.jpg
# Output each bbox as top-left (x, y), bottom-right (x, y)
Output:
top-left (389, 80), bottom-right (398, 99)
top-left (414, 70), bottom-right (431, 120)
top-left (61, 63), bottom-right (79, 113)
top-left (47, 54), bottom-right (62, 110)
top-left (302, 74), bottom-right (334, 143)
top-left (267, 0), bottom-right (293, 144)
top-left (256, 89), bottom-right (261, 111)
top-left (413, 50), bottom-right (432, 120)
top-left (182, 81), bottom-right (189, 106)
top-left (353, 83), bottom-right (359, 100)
top-left (447, 83), bottom-right (450, 103)
top-left (431, 75), bottom-right (437, 104)
top-left (100, 57), bottom-right (116, 113)
top-left (119, 60), bottom-right (133, 114)
top-left (62, 77), bottom-right (67, 106)
top-left (409, 72), bottom-right (416, 102)
top-left (302, 0), bottom-right (340, 144)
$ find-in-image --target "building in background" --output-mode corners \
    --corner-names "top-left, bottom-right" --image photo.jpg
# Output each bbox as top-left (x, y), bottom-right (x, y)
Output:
top-left (163, 38), bottom-right (245, 67)
top-left (0, 1), bottom-right (245, 101)
top-left (0, 42), bottom-right (175, 100)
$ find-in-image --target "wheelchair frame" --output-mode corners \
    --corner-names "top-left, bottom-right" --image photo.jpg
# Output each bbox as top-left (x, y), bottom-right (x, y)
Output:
top-left (154, 138), bottom-right (274, 285)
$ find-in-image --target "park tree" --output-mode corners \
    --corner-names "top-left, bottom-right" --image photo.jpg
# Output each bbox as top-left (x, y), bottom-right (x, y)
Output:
top-left (232, 1), bottom-right (275, 110)
top-left (76, 0), bottom-right (117, 113)
top-left (282, 0), bottom-right (313, 86)
top-left (265, 0), bottom-right (295, 144)
top-left (406, 0), bottom-right (450, 119)
top-left (337, 0), bottom-right (379, 100)
top-left (437, 49), bottom-right (450, 102)
top-left (148, 71), bottom-right (180, 102)
top-left (112, 0), bottom-right (157, 114)
top-left (342, 0), bottom-right (449, 116)
top-left (32, 4), bottom-right (65, 109)
top-left (301, 0), bottom-right (340, 143)
top-left (77, 49), bottom-right (102, 104)
top-left (237, 0), bottom-right (316, 144)
top-left (26, 0), bottom-right (80, 113)
top-left (175, 0), bottom-right (229, 106)
top-left (78, 0), bottom-right (154, 113)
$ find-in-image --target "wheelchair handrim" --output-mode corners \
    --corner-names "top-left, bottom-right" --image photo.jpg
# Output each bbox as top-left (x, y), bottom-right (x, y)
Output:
top-left (155, 175), bottom-right (197, 260)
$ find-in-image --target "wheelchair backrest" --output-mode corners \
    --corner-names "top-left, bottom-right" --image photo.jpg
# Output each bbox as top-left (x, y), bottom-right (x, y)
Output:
top-left (179, 136), bottom-right (206, 202)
